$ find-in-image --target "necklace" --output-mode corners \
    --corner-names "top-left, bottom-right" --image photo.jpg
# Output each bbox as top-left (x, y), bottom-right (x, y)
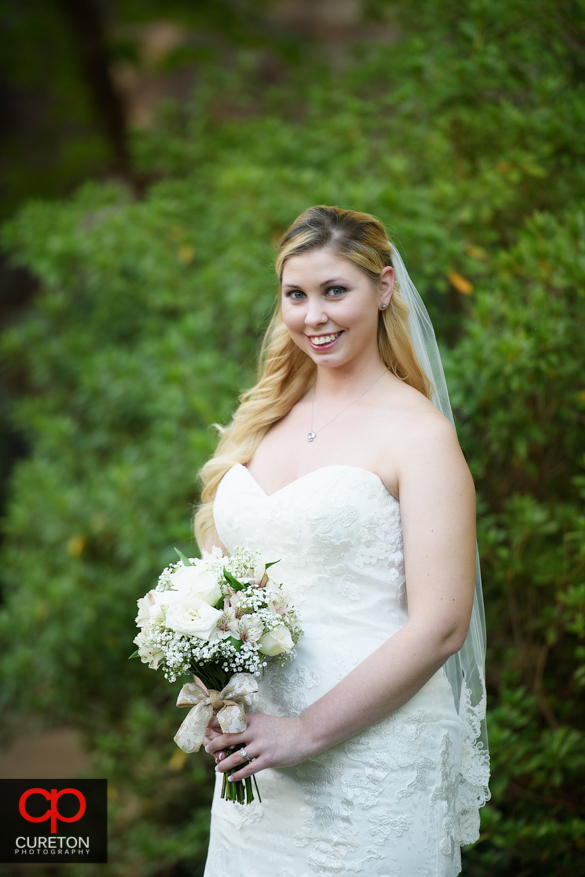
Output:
top-left (306, 368), bottom-right (388, 442)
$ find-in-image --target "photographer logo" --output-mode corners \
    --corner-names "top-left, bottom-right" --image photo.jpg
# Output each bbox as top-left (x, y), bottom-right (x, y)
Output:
top-left (0, 779), bottom-right (107, 864)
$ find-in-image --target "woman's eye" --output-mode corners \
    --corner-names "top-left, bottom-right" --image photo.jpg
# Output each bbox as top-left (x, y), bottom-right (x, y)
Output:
top-left (327, 286), bottom-right (346, 296)
top-left (286, 290), bottom-right (305, 300)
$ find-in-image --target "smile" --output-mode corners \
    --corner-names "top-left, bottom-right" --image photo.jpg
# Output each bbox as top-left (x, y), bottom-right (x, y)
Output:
top-left (308, 332), bottom-right (343, 348)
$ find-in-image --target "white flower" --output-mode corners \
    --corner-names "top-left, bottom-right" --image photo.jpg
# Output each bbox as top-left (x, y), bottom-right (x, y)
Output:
top-left (149, 588), bottom-right (182, 623)
top-left (202, 545), bottom-right (224, 562)
top-left (169, 563), bottom-right (222, 606)
top-left (258, 623), bottom-right (294, 656)
top-left (266, 583), bottom-right (291, 615)
top-left (237, 615), bottom-right (264, 644)
top-left (165, 593), bottom-right (222, 640)
top-left (135, 591), bottom-right (156, 627)
top-left (251, 558), bottom-right (267, 586)
top-left (217, 607), bottom-right (239, 639)
top-left (228, 591), bottom-right (251, 617)
top-left (133, 629), bottom-right (164, 669)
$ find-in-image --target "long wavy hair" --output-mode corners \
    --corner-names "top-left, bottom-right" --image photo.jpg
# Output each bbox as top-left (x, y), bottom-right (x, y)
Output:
top-left (194, 206), bottom-right (431, 549)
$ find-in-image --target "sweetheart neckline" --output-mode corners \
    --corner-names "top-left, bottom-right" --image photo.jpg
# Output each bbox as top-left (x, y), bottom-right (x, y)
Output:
top-left (232, 462), bottom-right (399, 503)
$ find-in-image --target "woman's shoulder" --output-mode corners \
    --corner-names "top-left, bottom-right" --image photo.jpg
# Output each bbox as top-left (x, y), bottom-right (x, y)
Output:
top-left (377, 376), bottom-right (454, 440)
top-left (373, 379), bottom-right (464, 492)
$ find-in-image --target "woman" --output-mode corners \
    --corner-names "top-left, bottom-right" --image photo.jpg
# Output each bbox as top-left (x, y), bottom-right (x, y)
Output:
top-left (197, 206), bottom-right (490, 876)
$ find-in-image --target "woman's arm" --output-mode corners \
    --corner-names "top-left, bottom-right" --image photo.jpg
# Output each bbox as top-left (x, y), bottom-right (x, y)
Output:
top-left (207, 413), bottom-right (476, 780)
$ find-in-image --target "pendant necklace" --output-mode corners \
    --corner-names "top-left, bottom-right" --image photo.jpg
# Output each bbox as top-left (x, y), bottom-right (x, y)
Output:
top-left (306, 368), bottom-right (388, 442)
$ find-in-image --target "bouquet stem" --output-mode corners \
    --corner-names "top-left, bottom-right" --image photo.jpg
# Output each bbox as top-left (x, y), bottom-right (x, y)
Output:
top-left (220, 744), bottom-right (262, 805)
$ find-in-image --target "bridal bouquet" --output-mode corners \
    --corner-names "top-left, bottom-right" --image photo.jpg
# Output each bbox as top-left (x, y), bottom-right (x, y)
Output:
top-left (131, 545), bottom-right (302, 804)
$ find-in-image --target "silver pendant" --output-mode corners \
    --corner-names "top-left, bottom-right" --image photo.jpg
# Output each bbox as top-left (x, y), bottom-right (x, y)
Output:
top-left (306, 431), bottom-right (316, 442)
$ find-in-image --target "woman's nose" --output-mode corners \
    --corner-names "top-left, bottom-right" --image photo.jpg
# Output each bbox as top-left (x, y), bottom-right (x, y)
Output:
top-left (304, 299), bottom-right (328, 327)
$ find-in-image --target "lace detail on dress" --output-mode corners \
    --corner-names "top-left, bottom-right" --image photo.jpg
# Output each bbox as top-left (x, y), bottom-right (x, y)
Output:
top-left (356, 507), bottom-right (403, 569)
top-left (204, 465), bottom-right (490, 877)
top-left (369, 811), bottom-right (413, 841)
top-left (214, 798), bottom-right (264, 830)
top-left (267, 664), bottom-right (320, 717)
top-left (431, 733), bottom-right (459, 856)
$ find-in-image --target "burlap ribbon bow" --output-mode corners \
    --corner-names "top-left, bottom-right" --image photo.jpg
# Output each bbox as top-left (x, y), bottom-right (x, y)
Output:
top-left (174, 672), bottom-right (258, 754)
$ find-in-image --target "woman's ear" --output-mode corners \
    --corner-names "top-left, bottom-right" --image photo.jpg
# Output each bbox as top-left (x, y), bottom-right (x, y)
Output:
top-left (379, 266), bottom-right (395, 311)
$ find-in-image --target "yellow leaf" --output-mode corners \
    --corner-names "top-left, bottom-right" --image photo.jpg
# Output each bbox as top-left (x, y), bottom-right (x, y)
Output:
top-left (496, 161), bottom-right (513, 173)
top-left (465, 244), bottom-right (488, 261)
top-left (168, 748), bottom-right (188, 771)
top-left (521, 162), bottom-right (547, 178)
top-left (447, 271), bottom-right (474, 295)
top-left (67, 535), bottom-right (85, 558)
top-left (578, 390), bottom-right (585, 403)
top-left (169, 226), bottom-right (186, 242)
top-left (178, 245), bottom-right (195, 265)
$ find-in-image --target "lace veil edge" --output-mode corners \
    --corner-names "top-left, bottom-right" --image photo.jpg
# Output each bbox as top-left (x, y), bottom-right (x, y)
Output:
top-left (390, 245), bottom-right (491, 844)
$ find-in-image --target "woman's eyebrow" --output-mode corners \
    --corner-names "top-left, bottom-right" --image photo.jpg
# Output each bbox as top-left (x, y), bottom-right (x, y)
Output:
top-left (282, 276), bottom-right (350, 290)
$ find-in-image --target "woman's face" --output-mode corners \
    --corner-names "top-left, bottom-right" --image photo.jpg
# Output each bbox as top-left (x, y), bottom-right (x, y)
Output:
top-left (280, 248), bottom-right (394, 370)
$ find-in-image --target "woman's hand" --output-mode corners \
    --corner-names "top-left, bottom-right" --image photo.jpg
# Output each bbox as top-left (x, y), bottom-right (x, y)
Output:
top-left (205, 712), bottom-right (313, 783)
top-left (202, 715), bottom-right (223, 751)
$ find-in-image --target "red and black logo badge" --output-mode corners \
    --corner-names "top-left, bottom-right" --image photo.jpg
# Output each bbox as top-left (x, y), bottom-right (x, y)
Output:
top-left (0, 779), bottom-right (107, 863)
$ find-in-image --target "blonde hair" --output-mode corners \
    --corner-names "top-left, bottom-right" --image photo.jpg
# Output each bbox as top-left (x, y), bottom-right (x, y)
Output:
top-left (194, 205), bottom-right (431, 549)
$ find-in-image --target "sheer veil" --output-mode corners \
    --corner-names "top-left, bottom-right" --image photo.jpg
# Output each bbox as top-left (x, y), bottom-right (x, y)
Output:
top-left (391, 244), bottom-right (491, 843)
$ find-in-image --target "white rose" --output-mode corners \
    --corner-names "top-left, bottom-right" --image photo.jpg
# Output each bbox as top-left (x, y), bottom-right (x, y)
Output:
top-left (165, 593), bottom-right (222, 640)
top-left (169, 564), bottom-right (222, 606)
top-left (258, 624), bottom-right (294, 656)
top-left (149, 588), bottom-right (182, 623)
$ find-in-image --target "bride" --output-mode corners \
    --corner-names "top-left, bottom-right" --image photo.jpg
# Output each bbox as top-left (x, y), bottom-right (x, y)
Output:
top-left (196, 206), bottom-right (490, 876)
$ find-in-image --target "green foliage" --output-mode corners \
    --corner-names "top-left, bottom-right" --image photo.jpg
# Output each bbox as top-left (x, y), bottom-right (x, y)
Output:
top-left (1, 0), bottom-right (584, 874)
top-left (445, 210), bottom-right (585, 874)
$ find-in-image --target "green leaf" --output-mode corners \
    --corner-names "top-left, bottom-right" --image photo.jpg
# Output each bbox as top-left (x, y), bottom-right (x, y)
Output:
top-left (174, 547), bottom-right (193, 566)
top-left (223, 567), bottom-right (244, 591)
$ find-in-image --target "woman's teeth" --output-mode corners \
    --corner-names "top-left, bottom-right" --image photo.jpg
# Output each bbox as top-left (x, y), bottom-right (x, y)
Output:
top-left (310, 332), bottom-right (341, 346)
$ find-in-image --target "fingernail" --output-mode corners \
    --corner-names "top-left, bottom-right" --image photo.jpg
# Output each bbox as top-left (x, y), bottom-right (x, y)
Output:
top-left (205, 745), bottom-right (209, 753)
top-left (218, 752), bottom-right (224, 761)
top-left (228, 775), bottom-right (234, 782)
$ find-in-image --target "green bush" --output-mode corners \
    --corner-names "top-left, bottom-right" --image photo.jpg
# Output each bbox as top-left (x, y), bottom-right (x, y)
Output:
top-left (1, 1), bottom-right (584, 873)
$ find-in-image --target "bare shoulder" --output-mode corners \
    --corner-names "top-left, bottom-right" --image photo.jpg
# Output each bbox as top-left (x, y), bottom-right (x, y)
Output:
top-left (399, 401), bottom-right (459, 457)
top-left (373, 380), bottom-right (471, 498)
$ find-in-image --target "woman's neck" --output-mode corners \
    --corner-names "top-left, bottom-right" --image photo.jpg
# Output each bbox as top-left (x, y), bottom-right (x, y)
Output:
top-left (312, 355), bottom-right (387, 402)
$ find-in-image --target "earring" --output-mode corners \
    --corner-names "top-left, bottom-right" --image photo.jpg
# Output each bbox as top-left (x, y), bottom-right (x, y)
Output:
top-left (380, 302), bottom-right (388, 310)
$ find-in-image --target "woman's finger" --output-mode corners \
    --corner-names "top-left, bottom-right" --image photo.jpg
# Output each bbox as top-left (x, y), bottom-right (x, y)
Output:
top-left (225, 753), bottom-right (264, 783)
top-left (203, 726), bottom-right (223, 746)
top-left (206, 730), bottom-right (247, 755)
top-left (214, 744), bottom-right (252, 772)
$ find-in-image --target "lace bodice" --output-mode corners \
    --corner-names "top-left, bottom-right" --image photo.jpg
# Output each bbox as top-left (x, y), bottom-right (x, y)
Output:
top-left (205, 464), bottom-right (488, 877)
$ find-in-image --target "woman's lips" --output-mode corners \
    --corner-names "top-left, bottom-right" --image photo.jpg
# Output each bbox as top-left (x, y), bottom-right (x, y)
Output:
top-left (307, 331), bottom-right (343, 351)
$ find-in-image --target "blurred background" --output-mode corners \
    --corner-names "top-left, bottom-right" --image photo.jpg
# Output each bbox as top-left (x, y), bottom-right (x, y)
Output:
top-left (0, 0), bottom-right (584, 874)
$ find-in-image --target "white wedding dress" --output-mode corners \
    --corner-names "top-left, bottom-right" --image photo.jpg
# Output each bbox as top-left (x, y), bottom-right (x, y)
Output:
top-left (204, 463), bottom-right (487, 877)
